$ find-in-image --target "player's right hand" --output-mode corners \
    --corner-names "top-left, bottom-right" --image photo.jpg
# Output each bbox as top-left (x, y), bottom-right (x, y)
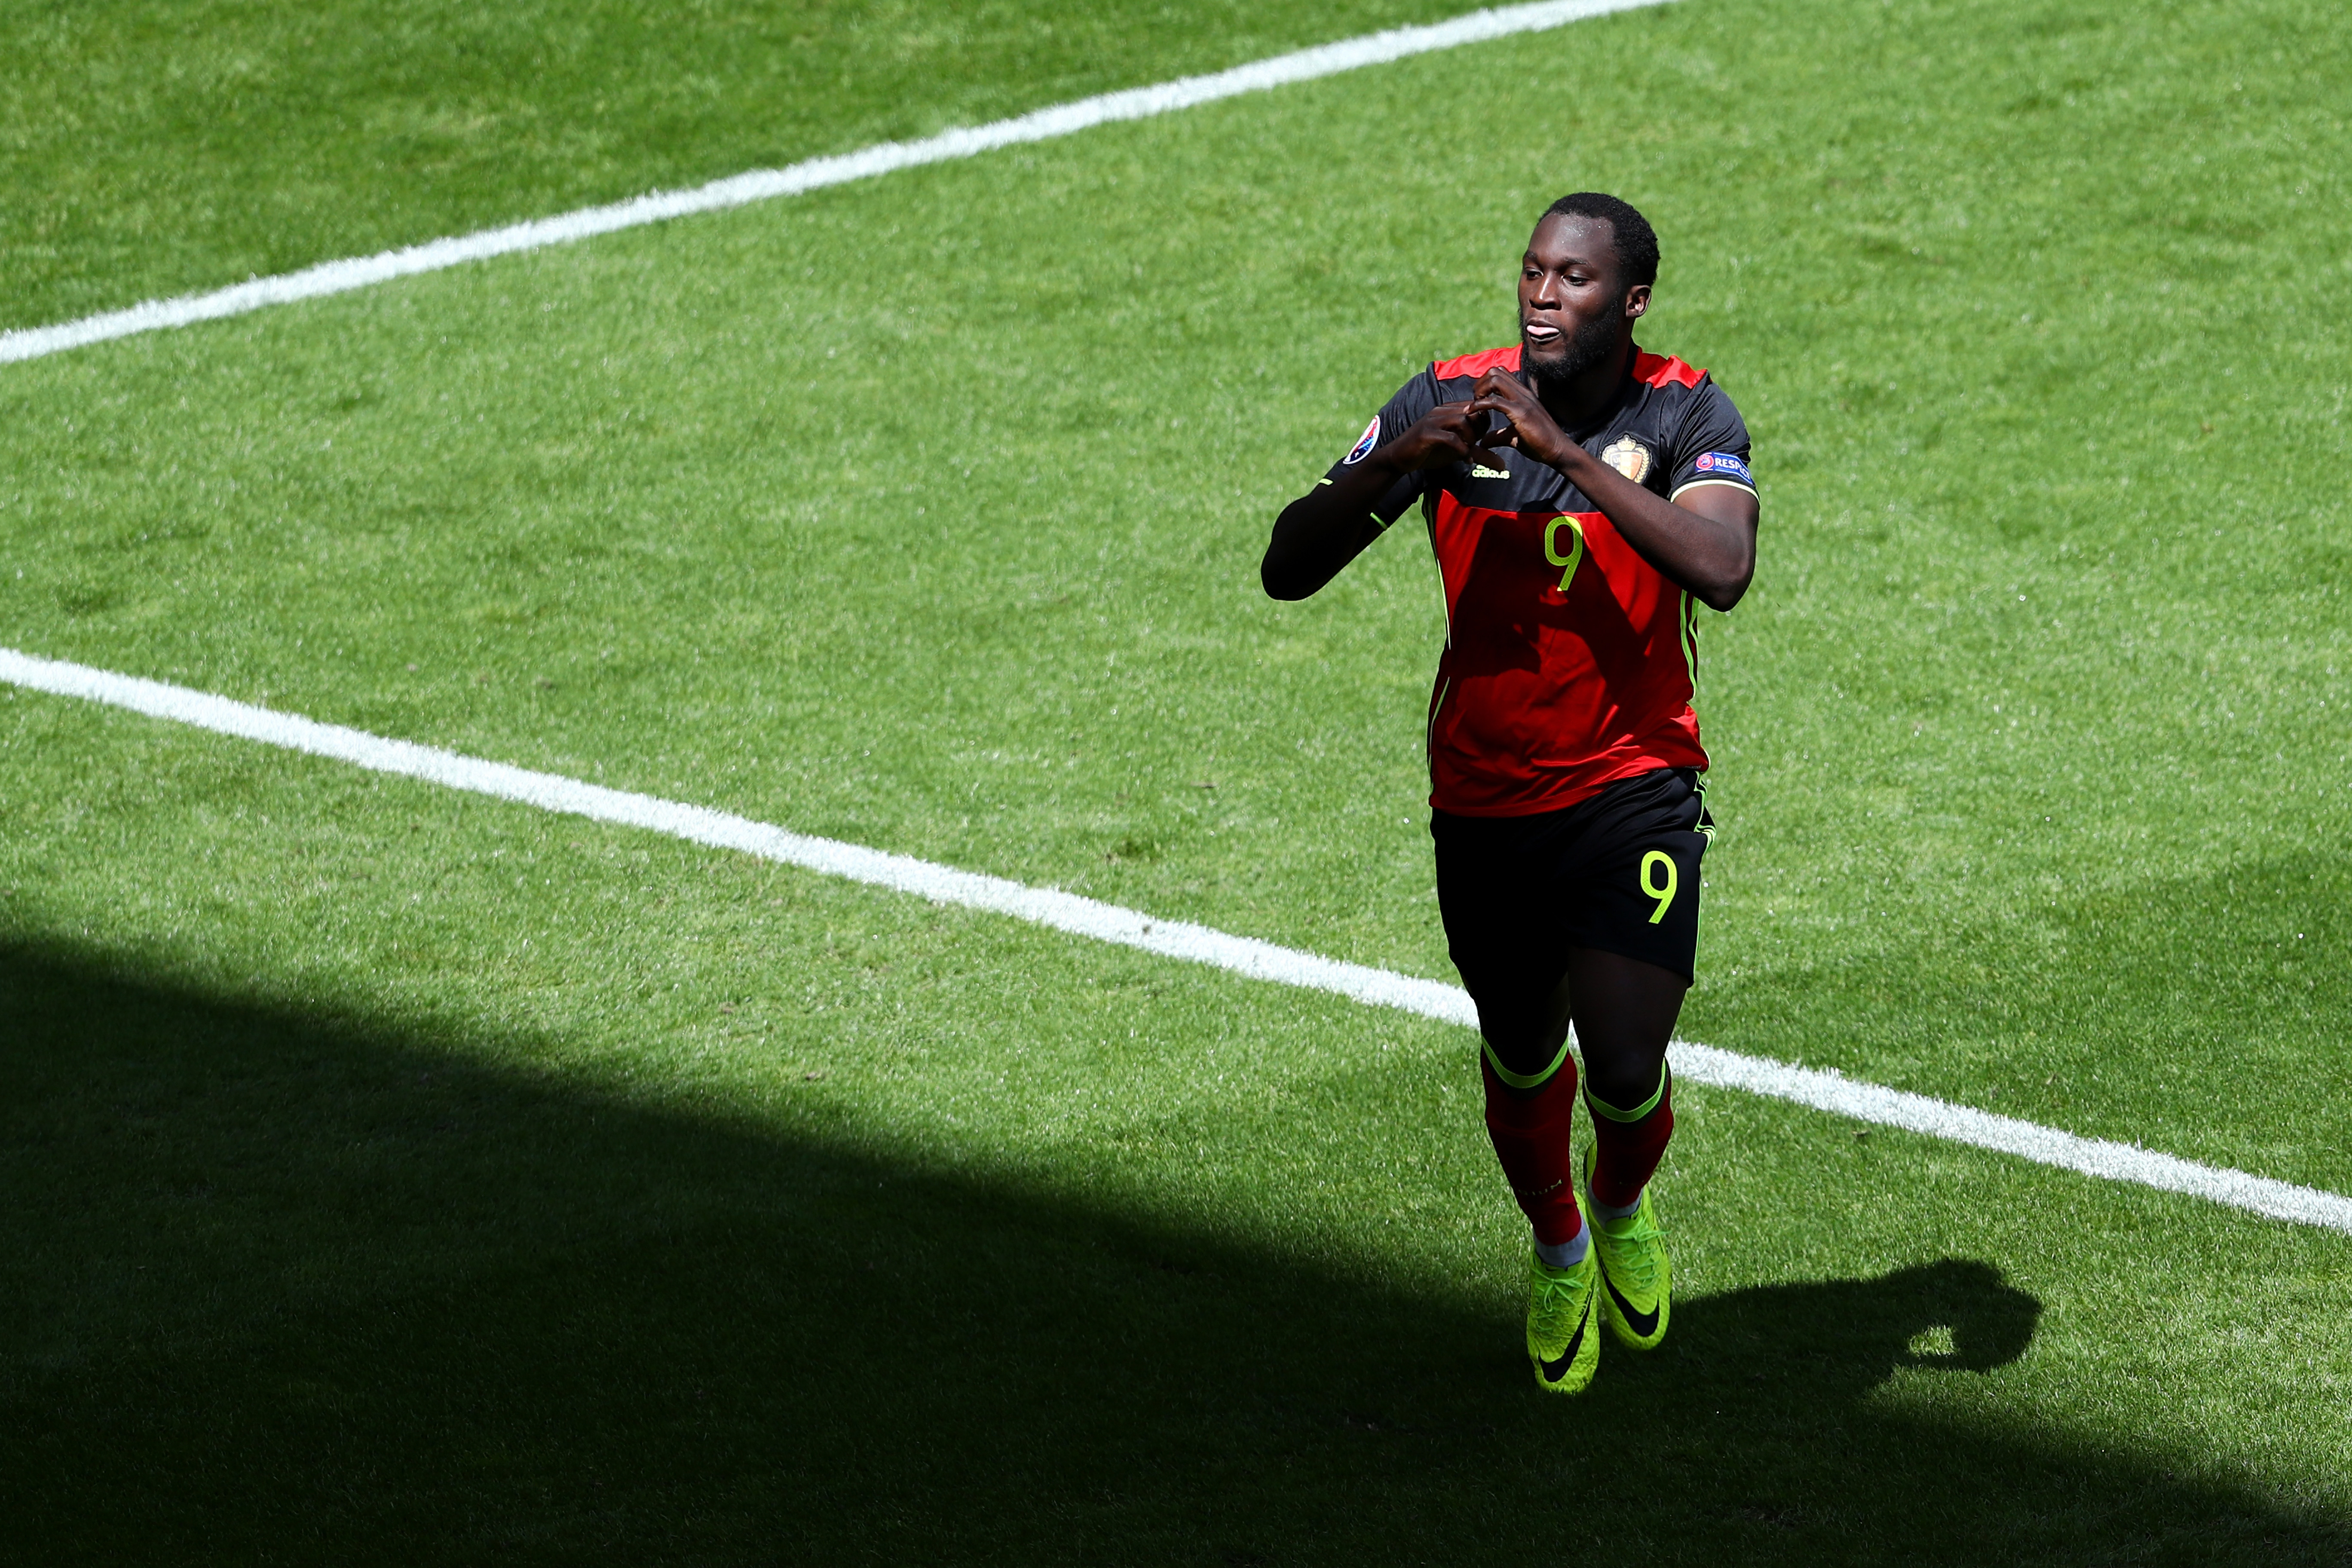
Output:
top-left (1382, 401), bottom-right (1512, 473)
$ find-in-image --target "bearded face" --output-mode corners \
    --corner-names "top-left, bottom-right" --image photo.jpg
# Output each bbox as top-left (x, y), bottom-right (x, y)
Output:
top-left (1523, 294), bottom-right (1627, 389)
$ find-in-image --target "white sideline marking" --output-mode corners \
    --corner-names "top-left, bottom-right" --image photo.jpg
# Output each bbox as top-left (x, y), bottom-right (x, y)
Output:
top-left (6, 644), bottom-right (2350, 1237)
top-left (0, 0), bottom-right (1668, 368)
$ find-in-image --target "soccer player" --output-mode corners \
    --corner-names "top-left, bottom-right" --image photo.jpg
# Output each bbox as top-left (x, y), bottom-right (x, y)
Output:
top-left (1260, 194), bottom-right (1758, 1395)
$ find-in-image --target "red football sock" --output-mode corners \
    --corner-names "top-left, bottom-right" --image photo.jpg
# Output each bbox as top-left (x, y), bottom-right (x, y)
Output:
top-left (1587, 1066), bottom-right (1674, 1211)
top-left (1480, 1051), bottom-right (1584, 1247)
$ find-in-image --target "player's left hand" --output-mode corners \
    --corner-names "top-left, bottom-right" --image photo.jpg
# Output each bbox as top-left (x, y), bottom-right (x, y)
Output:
top-left (1464, 370), bottom-right (1576, 470)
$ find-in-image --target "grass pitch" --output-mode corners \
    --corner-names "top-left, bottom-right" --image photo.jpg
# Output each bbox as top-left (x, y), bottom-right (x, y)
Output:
top-left (3, 0), bottom-right (2349, 1560)
top-left (0, 0), bottom-right (1478, 332)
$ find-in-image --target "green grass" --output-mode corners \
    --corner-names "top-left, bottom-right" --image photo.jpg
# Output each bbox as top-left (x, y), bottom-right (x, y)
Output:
top-left (6, 707), bottom-right (2348, 1562)
top-left (0, 0), bottom-right (1473, 332)
top-left (3, 0), bottom-right (2350, 1558)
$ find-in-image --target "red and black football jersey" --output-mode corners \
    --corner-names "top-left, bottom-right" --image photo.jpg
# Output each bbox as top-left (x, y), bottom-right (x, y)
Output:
top-left (1325, 343), bottom-right (1756, 818)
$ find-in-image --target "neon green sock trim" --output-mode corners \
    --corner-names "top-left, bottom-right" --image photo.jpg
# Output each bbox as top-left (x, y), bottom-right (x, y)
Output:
top-left (1585, 1064), bottom-right (1669, 1122)
top-left (1483, 1035), bottom-right (1573, 1092)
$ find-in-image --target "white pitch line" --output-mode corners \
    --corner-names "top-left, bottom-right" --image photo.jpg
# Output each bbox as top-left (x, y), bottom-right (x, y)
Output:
top-left (6, 644), bottom-right (2350, 1237)
top-left (0, 0), bottom-right (1668, 368)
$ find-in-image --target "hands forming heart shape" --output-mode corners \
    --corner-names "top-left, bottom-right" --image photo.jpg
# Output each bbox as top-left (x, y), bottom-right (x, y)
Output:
top-left (1384, 368), bottom-right (1577, 476)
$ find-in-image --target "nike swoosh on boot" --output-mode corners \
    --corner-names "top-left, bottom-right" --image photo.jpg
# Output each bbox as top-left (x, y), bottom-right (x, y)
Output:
top-left (1540, 1298), bottom-right (1592, 1379)
top-left (1603, 1272), bottom-right (1659, 1339)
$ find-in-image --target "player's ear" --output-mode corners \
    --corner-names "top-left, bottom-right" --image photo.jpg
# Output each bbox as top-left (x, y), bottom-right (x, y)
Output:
top-left (1623, 283), bottom-right (1652, 320)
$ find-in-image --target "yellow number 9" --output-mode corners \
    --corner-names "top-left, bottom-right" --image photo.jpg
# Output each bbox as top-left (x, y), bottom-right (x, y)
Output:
top-left (1640, 850), bottom-right (1678, 925)
top-left (1544, 515), bottom-right (1586, 592)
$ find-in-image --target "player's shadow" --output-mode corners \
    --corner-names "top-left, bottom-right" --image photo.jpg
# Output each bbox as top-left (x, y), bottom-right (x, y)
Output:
top-left (1629, 1251), bottom-right (2041, 1393)
top-left (1, 937), bottom-right (2342, 1565)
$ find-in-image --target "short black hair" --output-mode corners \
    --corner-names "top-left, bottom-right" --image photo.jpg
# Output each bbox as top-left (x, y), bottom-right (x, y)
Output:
top-left (1538, 193), bottom-right (1660, 289)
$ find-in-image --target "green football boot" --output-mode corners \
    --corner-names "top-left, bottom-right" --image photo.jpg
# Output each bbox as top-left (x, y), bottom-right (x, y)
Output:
top-left (1525, 1247), bottom-right (1601, 1395)
top-left (1586, 1170), bottom-right (1672, 1351)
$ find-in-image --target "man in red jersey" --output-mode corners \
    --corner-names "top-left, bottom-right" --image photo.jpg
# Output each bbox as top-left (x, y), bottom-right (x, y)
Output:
top-left (1261, 193), bottom-right (1758, 1395)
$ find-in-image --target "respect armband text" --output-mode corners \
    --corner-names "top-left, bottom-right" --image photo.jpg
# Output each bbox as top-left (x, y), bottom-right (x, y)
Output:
top-left (1687, 451), bottom-right (1753, 486)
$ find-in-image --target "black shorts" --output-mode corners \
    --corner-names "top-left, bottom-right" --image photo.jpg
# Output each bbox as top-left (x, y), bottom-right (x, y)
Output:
top-left (1432, 767), bottom-right (1713, 1053)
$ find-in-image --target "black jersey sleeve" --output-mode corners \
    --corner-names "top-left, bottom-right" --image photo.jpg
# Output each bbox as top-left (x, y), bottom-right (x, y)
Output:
top-left (1663, 378), bottom-right (1757, 501)
top-left (1320, 368), bottom-right (1442, 530)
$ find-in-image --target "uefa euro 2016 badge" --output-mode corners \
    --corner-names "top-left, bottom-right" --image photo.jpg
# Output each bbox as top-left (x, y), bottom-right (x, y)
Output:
top-left (1601, 437), bottom-right (1652, 484)
top-left (1343, 415), bottom-right (1381, 464)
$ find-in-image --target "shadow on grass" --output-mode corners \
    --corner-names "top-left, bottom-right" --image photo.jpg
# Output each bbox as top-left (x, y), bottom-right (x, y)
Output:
top-left (0, 937), bottom-right (2341, 1565)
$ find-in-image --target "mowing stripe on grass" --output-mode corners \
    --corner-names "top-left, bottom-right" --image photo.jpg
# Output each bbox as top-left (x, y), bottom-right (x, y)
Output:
top-left (7, 644), bottom-right (2350, 1236)
top-left (0, 0), bottom-right (1667, 367)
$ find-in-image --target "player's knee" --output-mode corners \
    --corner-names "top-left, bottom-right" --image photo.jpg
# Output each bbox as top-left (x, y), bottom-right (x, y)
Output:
top-left (1479, 1023), bottom-right (1574, 1095)
top-left (1581, 1048), bottom-right (1666, 1111)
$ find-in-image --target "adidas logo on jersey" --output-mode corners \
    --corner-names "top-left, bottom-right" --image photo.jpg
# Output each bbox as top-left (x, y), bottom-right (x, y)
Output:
top-left (1471, 463), bottom-right (1510, 479)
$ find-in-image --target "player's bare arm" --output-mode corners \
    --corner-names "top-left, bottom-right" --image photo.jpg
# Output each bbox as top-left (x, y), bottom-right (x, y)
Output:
top-left (1465, 369), bottom-right (1758, 610)
top-left (1259, 404), bottom-right (1505, 600)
